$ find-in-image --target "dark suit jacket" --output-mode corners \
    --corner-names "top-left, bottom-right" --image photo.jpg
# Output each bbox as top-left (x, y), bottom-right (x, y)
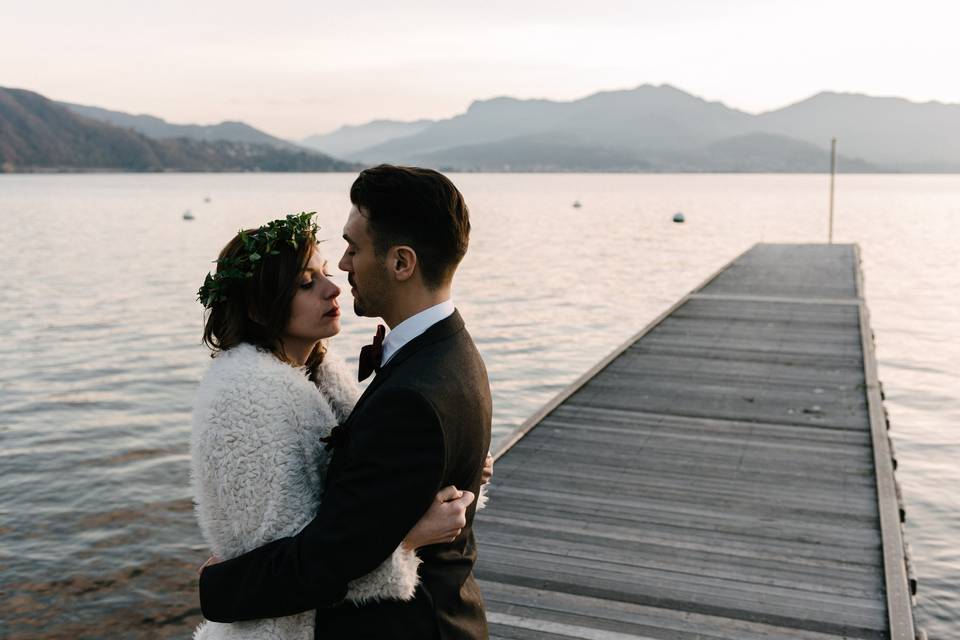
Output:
top-left (199, 310), bottom-right (493, 640)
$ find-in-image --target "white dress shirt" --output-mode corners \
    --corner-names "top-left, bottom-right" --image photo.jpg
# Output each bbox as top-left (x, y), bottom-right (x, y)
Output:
top-left (380, 299), bottom-right (456, 367)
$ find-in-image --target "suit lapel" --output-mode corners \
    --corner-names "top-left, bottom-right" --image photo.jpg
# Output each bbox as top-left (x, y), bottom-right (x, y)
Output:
top-left (346, 310), bottom-right (465, 421)
top-left (348, 360), bottom-right (392, 417)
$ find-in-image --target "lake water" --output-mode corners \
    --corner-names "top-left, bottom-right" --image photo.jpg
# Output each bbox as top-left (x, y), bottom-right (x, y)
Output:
top-left (1, 173), bottom-right (957, 638)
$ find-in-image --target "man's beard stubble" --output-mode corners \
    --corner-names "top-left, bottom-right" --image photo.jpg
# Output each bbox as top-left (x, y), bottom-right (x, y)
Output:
top-left (349, 264), bottom-right (393, 319)
top-left (348, 275), bottom-right (367, 316)
top-left (348, 273), bottom-right (377, 318)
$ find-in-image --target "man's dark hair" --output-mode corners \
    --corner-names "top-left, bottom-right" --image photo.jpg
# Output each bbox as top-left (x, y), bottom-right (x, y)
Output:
top-left (350, 165), bottom-right (470, 289)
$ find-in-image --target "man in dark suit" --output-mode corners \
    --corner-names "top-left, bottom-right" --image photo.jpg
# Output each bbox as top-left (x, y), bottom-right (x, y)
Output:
top-left (199, 165), bottom-right (493, 639)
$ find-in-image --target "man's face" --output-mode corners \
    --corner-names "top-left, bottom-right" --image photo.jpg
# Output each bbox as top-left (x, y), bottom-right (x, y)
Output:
top-left (339, 205), bottom-right (390, 318)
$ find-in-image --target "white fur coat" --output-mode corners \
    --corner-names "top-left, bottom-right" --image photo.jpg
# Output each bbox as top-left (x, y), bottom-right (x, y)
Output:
top-left (190, 343), bottom-right (421, 640)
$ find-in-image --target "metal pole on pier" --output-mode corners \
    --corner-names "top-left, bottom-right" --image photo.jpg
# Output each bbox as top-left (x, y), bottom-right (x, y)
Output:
top-left (828, 137), bottom-right (837, 244)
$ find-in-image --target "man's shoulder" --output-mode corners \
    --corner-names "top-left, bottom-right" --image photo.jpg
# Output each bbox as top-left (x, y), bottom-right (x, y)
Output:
top-left (353, 314), bottom-right (488, 422)
top-left (379, 332), bottom-right (489, 418)
top-left (392, 326), bottom-right (483, 382)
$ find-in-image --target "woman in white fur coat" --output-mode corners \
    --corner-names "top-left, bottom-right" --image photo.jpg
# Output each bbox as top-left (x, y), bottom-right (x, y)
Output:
top-left (190, 214), bottom-right (476, 640)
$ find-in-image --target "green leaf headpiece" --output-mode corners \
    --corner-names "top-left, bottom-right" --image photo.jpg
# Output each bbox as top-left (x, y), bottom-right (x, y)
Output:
top-left (197, 211), bottom-right (320, 309)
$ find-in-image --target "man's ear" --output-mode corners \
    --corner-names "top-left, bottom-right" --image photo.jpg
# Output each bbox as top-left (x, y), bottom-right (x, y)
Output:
top-left (387, 245), bottom-right (418, 282)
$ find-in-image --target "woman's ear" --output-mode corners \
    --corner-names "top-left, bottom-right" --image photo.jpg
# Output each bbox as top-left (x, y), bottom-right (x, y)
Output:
top-left (388, 245), bottom-right (418, 282)
top-left (247, 304), bottom-right (266, 325)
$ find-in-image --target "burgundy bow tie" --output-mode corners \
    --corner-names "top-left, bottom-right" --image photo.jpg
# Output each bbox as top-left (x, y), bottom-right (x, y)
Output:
top-left (358, 324), bottom-right (386, 382)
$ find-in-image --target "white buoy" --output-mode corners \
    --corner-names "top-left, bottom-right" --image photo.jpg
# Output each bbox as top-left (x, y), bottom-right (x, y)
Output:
top-left (673, 212), bottom-right (685, 223)
top-left (572, 200), bottom-right (582, 208)
top-left (183, 210), bottom-right (195, 220)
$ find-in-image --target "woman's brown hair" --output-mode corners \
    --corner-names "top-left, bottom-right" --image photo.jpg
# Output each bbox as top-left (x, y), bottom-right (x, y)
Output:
top-left (202, 229), bottom-right (325, 378)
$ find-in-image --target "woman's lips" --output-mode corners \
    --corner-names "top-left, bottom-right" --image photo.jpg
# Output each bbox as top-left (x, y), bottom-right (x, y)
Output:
top-left (324, 307), bottom-right (340, 318)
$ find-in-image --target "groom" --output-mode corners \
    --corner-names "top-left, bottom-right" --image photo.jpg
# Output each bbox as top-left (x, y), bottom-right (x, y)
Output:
top-left (199, 165), bottom-right (493, 639)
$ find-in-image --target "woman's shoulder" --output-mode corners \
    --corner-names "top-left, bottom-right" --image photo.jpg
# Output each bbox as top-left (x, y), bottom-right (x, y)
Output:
top-left (205, 343), bottom-right (303, 382)
top-left (195, 344), bottom-right (312, 409)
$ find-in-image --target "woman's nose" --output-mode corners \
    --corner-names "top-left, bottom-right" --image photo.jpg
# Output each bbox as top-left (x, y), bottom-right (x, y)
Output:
top-left (323, 278), bottom-right (341, 299)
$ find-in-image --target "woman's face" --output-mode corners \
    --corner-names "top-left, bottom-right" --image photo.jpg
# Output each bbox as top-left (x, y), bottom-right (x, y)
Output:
top-left (285, 248), bottom-right (342, 343)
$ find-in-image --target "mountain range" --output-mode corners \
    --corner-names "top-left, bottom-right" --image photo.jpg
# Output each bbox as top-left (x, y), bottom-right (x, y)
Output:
top-left (3, 83), bottom-right (959, 173)
top-left (300, 119), bottom-right (435, 159)
top-left (302, 85), bottom-right (960, 172)
top-left (0, 87), bottom-right (357, 173)
top-left (61, 102), bottom-right (301, 150)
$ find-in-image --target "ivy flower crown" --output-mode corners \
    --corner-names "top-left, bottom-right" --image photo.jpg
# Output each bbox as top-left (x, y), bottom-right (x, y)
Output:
top-left (197, 211), bottom-right (320, 309)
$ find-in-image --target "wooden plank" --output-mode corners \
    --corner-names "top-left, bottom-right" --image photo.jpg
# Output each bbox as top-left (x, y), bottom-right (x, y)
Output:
top-left (478, 562), bottom-right (886, 630)
top-left (547, 405), bottom-right (874, 446)
top-left (488, 469), bottom-right (880, 520)
top-left (482, 486), bottom-right (881, 544)
top-left (689, 293), bottom-right (863, 306)
top-left (514, 421), bottom-right (877, 464)
top-left (476, 511), bottom-right (883, 566)
top-left (477, 560), bottom-right (887, 637)
top-left (481, 581), bottom-right (861, 640)
top-left (488, 612), bottom-right (658, 640)
top-left (478, 531), bottom-right (884, 594)
top-left (487, 473), bottom-right (879, 521)
top-left (531, 420), bottom-right (876, 464)
top-left (478, 499), bottom-right (882, 551)
top-left (497, 445), bottom-right (880, 485)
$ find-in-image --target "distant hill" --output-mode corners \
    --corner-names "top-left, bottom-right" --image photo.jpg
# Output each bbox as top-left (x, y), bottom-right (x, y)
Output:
top-left (755, 92), bottom-right (960, 171)
top-left (301, 119), bottom-right (435, 157)
top-left (61, 102), bottom-right (301, 150)
top-left (0, 87), bottom-right (359, 173)
top-left (407, 131), bottom-right (872, 173)
top-left (413, 132), bottom-right (653, 172)
top-left (337, 84), bottom-right (955, 172)
top-left (693, 133), bottom-right (875, 173)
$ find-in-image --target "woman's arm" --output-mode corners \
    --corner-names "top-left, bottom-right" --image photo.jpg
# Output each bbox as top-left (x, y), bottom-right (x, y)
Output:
top-left (191, 376), bottom-right (312, 559)
top-left (403, 486), bottom-right (474, 550)
top-left (481, 452), bottom-right (493, 485)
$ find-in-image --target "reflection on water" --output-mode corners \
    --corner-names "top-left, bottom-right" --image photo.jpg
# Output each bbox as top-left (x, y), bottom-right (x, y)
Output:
top-left (1, 173), bottom-right (957, 638)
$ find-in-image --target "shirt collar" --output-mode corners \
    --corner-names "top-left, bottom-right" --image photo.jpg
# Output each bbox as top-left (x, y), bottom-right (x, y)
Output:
top-left (381, 299), bottom-right (456, 367)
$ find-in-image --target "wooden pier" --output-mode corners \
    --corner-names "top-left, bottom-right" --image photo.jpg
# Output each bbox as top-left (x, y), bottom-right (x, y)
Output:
top-left (475, 244), bottom-right (915, 640)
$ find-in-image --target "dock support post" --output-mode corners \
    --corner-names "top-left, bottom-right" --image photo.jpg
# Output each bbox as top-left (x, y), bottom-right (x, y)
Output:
top-left (829, 137), bottom-right (837, 243)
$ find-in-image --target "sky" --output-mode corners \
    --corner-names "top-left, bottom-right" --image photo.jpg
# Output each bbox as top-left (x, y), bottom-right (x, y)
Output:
top-left (2, 0), bottom-right (957, 140)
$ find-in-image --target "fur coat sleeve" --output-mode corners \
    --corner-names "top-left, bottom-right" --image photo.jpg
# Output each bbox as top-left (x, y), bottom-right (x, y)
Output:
top-left (190, 344), bottom-right (420, 639)
top-left (315, 341), bottom-right (361, 423)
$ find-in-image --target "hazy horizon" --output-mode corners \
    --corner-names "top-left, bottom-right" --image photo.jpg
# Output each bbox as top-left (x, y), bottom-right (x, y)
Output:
top-left (2, 0), bottom-right (958, 138)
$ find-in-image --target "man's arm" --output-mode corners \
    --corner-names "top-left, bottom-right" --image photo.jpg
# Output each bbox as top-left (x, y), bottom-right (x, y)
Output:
top-left (199, 387), bottom-right (445, 622)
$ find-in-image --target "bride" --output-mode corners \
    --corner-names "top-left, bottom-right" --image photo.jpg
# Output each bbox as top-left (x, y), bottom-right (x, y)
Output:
top-left (190, 213), bottom-right (483, 639)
